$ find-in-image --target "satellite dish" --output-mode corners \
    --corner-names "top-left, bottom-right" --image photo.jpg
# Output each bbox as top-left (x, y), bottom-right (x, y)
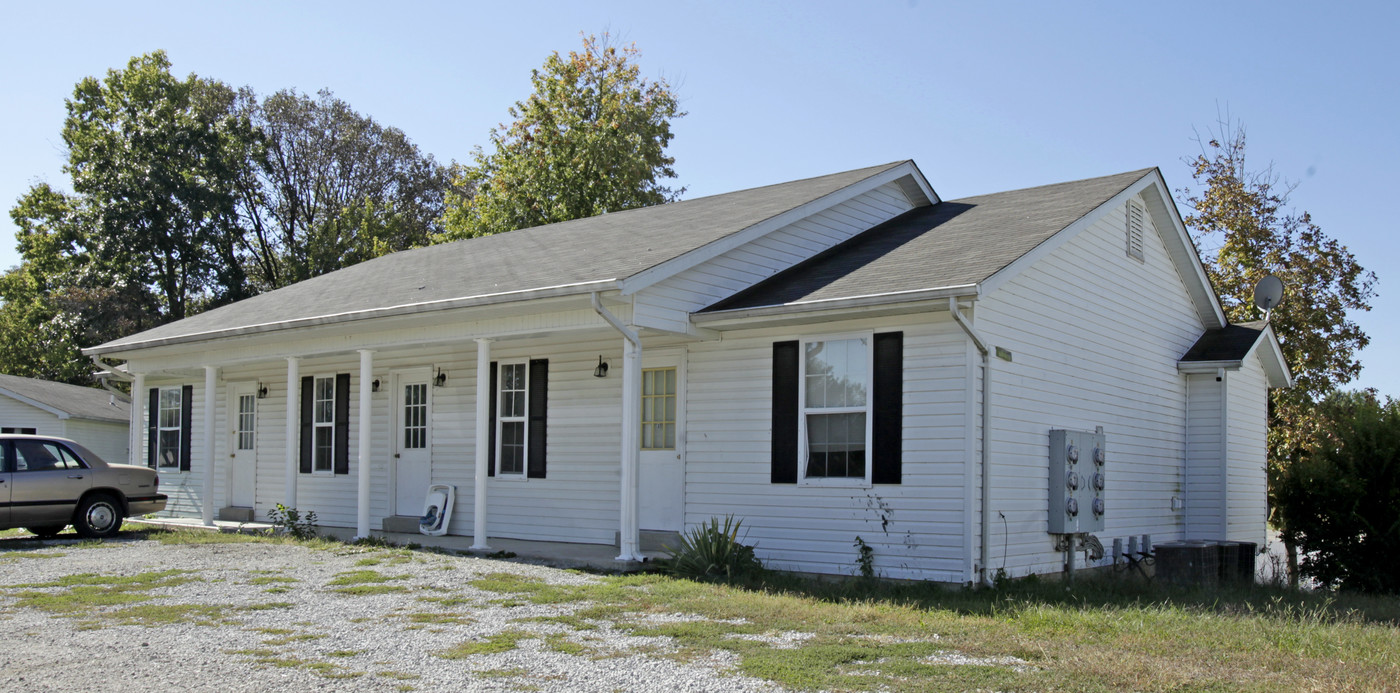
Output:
top-left (1253, 275), bottom-right (1285, 320)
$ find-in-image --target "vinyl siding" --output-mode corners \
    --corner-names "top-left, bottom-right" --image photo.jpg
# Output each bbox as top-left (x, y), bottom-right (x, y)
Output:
top-left (0, 397), bottom-right (60, 435)
top-left (684, 313), bottom-right (971, 582)
top-left (59, 418), bottom-right (130, 471)
top-left (975, 194), bottom-right (1203, 578)
top-left (632, 182), bottom-right (916, 331)
top-left (1184, 373), bottom-right (1224, 539)
top-left (1226, 355), bottom-right (1269, 547)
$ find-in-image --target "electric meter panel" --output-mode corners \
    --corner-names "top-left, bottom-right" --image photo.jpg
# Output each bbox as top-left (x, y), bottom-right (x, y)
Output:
top-left (1048, 429), bottom-right (1106, 533)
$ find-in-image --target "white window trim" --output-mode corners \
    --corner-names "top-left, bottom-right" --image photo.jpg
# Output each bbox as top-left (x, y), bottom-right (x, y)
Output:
top-left (157, 386), bottom-right (183, 471)
top-left (311, 374), bottom-right (336, 475)
top-left (797, 333), bottom-right (874, 488)
top-left (495, 360), bottom-right (529, 479)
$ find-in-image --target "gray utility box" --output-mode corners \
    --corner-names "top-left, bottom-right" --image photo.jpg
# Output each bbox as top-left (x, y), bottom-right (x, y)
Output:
top-left (1048, 429), bottom-right (1106, 534)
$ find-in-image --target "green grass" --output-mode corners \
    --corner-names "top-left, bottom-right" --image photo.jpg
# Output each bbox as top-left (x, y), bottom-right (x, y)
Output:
top-left (437, 630), bottom-right (532, 659)
top-left (6, 570), bottom-right (197, 614)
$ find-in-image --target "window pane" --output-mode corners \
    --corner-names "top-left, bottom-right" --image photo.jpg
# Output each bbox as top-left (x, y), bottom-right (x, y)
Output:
top-left (500, 421), bottom-right (524, 474)
top-left (159, 430), bottom-right (181, 468)
top-left (805, 412), bottom-right (866, 478)
top-left (805, 338), bottom-right (868, 409)
top-left (315, 428), bottom-right (333, 470)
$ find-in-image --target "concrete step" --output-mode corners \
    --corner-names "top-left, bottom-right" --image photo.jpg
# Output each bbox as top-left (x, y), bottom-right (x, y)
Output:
top-left (217, 506), bottom-right (254, 523)
top-left (381, 515), bottom-right (421, 533)
top-left (615, 529), bottom-right (682, 553)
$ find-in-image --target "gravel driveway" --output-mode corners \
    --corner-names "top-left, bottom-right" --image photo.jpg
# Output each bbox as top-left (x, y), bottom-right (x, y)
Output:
top-left (0, 533), bottom-right (783, 692)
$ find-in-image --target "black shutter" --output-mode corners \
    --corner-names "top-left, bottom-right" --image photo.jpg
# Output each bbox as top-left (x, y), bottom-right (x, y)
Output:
top-left (487, 361), bottom-right (497, 477)
top-left (299, 376), bottom-right (313, 474)
top-left (872, 332), bottom-right (904, 484)
top-left (179, 384), bottom-right (193, 472)
top-left (527, 359), bottom-right (548, 479)
top-left (147, 388), bottom-right (158, 468)
top-left (334, 373), bottom-right (350, 475)
top-left (771, 341), bottom-right (799, 484)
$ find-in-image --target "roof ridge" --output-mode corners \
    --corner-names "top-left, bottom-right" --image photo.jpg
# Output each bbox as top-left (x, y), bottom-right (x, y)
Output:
top-left (949, 167), bottom-right (1156, 203)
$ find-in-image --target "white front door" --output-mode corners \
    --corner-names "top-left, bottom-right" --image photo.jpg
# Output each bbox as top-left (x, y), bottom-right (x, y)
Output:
top-left (394, 374), bottom-right (432, 516)
top-left (638, 351), bottom-right (684, 531)
top-left (228, 385), bottom-right (257, 508)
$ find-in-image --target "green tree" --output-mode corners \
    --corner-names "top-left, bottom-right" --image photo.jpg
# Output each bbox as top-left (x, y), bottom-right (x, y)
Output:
top-left (235, 88), bottom-right (448, 290)
top-left (61, 51), bottom-right (255, 320)
top-left (440, 34), bottom-right (684, 240)
top-left (1275, 391), bottom-right (1400, 593)
top-left (1179, 123), bottom-right (1376, 583)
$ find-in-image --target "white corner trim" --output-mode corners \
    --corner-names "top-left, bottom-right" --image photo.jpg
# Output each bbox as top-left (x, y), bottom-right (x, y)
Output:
top-left (618, 161), bottom-right (935, 296)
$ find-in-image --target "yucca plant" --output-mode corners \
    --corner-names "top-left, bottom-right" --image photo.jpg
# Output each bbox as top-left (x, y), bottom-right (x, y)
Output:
top-left (663, 515), bottom-right (764, 582)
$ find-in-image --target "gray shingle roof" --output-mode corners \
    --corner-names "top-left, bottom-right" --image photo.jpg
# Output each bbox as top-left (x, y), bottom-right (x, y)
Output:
top-left (94, 162), bottom-right (909, 351)
top-left (703, 168), bottom-right (1155, 312)
top-left (0, 374), bottom-right (130, 423)
top-left (1180, 321), bottom-right (1268, 362)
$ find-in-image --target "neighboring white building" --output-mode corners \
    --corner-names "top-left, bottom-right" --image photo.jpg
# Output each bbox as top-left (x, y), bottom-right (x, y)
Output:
top-left (85, 161), bottom-right (1289, 583)
top-left (0, 373), bottom-right (131, 464)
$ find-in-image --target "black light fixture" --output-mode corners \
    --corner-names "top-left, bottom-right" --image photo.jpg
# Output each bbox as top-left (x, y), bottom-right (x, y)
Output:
top-left (434, 368), bottom-right (447, 387)
top-left (371, 379), bottom-right (381, 393)
top-left (256, 384), bottom-right (268, 399)
top-left (593, 355), bottom-right (609, 378)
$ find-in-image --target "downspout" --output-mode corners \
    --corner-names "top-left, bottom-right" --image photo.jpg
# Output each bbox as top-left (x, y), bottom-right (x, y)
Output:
top-left (592, 292), bottom-right (645, 562)
top-left (949, 297), bottom-right (994, 586)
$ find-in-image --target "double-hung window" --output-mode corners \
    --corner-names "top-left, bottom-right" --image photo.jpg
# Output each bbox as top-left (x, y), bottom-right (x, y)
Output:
top-left (496, 362), bottom-right (527, 476)
top-left (157, 387), bottom-right (184, 469)
top-left (800, 336), bottom-right (871, 482)
top-left (313, 376), bottom-right (336, 472)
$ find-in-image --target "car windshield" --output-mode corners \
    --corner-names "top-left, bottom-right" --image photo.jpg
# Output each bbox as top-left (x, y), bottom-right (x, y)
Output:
top-left (64, 441), bottom-right (107, 467)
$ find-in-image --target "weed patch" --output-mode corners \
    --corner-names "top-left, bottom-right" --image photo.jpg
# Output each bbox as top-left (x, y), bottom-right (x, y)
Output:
top-left (437, 630), bottom-right (532, 659)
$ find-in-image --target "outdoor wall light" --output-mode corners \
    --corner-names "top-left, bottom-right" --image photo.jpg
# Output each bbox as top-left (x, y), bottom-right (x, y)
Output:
top-left (434, 368), bottom-right (447, 387)
top-left (594, 356), bottom-right (609, 378)
top-left (256, 384), bottom-right (268, 399)
top-left (371, 379), bottom-right (381, 393)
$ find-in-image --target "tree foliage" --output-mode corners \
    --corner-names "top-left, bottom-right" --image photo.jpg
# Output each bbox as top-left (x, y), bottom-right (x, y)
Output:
top-left (235, 89), bottom-right (448, 290)
top-left (441, 34), bottom-right (683, 240)
top-left (2, 52), bottom-right (447, 383)
top-left (1275, 391), bottom-right (1400, 593)
top-left (1179, 123), bottom-right (1377, 578)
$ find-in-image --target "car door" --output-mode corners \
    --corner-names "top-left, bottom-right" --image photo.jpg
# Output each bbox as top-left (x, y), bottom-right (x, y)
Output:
top-left (0, 441), bottom-right (11, 527)
top-left (11, 439), bottom-right (92, 526)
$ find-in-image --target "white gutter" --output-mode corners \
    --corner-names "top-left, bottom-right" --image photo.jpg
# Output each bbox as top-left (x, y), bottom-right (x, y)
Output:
top-left (948, 296), bottom-right (994, 586)
top-left (591, 292), bottom-right (645, 562)
top-left (84, 279), bottom-right (619, 356)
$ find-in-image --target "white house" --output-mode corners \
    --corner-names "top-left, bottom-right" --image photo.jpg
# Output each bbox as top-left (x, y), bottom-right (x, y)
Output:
top-left (0, 373), bottom-right (131, 464)
top-left (85, 161), bottom-right (1289, 583)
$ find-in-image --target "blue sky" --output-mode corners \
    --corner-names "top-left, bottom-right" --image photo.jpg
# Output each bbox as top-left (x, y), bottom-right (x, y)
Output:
top-left (3, 1), bottom-right (1395, 395)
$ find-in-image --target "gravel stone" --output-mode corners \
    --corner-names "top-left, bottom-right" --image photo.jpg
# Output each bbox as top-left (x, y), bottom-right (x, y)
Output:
top-left (0, 535), bottom-right (786, 692)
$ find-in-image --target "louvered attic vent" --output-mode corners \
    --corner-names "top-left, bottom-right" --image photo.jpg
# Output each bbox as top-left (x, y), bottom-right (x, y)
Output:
top-left (1126, 198), bottom-right (1145, 262)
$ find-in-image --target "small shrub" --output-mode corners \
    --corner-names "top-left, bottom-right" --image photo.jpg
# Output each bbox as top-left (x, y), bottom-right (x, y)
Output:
top-left (853, 536), bottom-right (875, 580)
top-left (267, 504), bottom-right (318, 540)
top-left (663, 515), bottom-right (763, 582)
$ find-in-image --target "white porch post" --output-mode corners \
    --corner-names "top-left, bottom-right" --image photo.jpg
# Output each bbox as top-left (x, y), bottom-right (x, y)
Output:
top-left (356, 350), bottom-right (374, 539)
top-left (201, 366), bottom-right (218, 526)
top-left (130, 372), bottom-right (145, 468)
top-left (285, 357), bottom-right (300, 509)
top-left (617, 336), bottom-right (643, 561)
top-left (471, 338), bottom-right (492, 550)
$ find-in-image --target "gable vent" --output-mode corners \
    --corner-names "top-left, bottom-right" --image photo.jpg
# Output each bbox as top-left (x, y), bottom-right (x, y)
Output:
top-left (1126, 198), bottom-right (1146, 262)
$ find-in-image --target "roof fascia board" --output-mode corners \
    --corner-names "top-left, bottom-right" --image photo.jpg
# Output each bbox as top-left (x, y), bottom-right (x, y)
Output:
top-left (1138, 170), bottom-right (1227, 329)
top-left (86, 279), bottom-right (620, 357)
top-left (0, 388), bottom-right (70, 419)
top-left (1247, 323), bottom-right (1294, 388)
top-left (692, 285), bottom-right (978, 326)
top-left (619, 161), bottom-right (936, 296)
top-left (1178, 360), bottom-right (1243, 373)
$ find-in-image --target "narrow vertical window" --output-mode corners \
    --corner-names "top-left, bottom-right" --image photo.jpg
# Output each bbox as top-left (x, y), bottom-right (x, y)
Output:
top-left (157, 387), bottom-right (183, 469)
top-left (801, 337), bottom-right (870, 481)
top-left (403, 383), bottom-right (427, 449)
top-left (497, 363), bottom-right (527, 475)
top-left (313, 376), bottom-right (335, 472)
top-left (237, 394), bottom-right (256, 450)
top-left (641, 367), bottom-right (677, 450)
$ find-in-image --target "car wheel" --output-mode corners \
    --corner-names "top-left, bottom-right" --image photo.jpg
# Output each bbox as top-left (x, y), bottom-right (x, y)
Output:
top-left (25, 525), bottom-right (65, 538)
top-left (74, 494), bottom-right (123, 538)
